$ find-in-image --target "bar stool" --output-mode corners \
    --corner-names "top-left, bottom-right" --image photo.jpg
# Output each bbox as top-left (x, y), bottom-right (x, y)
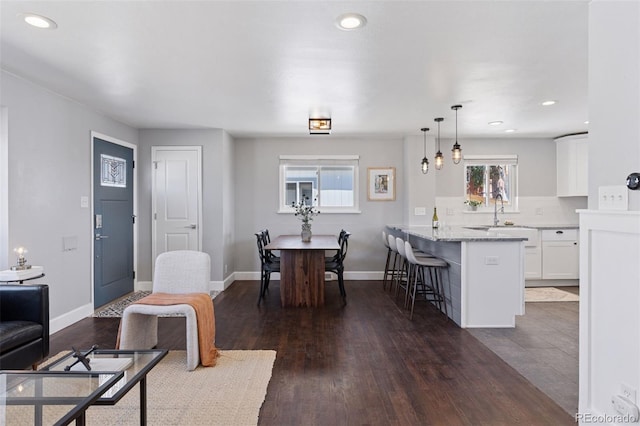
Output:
top-left (404, 240), bottom-right (449, 320)
top-left (382, 230), bottom-right (393, 290)
top-left (394, 237), bottom-right (410, 301)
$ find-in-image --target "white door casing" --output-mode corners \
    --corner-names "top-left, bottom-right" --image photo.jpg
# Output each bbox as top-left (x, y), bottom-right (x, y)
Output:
top-left (152, 146), bottom-right (202, 270)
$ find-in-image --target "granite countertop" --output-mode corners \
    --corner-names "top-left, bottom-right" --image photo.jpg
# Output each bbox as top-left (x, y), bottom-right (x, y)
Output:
top-left (524, 224), bottom-right (579, 230)
top-left (387, 225), bottom-right (529, 242)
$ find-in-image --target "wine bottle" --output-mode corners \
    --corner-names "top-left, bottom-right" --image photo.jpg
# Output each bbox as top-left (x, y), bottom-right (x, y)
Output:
top-left (432, 207), bottom-right (439, 229)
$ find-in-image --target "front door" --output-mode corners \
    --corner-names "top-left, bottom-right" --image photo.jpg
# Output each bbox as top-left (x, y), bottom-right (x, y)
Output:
top-left (152, 146), bottom-right (201, 266)
top-left (93, 136), bottom-right (134, 308)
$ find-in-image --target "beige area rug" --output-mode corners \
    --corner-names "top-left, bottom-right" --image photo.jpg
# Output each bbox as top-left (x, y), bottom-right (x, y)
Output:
top-left (525, 287), bottom-right (579, 302)
top-left (9, 350), bottom-right (276, 426)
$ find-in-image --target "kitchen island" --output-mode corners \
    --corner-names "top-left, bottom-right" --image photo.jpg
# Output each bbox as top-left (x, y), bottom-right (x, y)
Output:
top-left (387, 225), bottom-right (528, 328)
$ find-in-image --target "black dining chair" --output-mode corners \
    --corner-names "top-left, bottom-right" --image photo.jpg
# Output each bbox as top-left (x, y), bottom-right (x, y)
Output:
top-left (260, 229), bottom-right (280, 263)
top-left (325, 231), bottom-right (350, 298)
top-left (255, 232), bottom-right (280, 305)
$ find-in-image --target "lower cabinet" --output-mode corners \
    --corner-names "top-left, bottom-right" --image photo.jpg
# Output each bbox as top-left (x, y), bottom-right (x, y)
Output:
top-left (541, 229), bottom-right (579, 279)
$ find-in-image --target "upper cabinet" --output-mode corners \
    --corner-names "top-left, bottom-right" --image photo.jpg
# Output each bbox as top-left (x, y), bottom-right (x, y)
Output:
top-left (556, 133), bottom-right (588, 197)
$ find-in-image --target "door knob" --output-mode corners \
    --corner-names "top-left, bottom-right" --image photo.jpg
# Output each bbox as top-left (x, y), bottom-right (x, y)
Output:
top-left (185, 224), bottom-right (197, 229)
top-left (95, 234), bottom-right (110, 240)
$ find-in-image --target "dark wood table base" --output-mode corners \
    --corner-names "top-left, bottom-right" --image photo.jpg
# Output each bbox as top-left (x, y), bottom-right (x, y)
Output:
top-left (280, 250), bottom-right (325, 307)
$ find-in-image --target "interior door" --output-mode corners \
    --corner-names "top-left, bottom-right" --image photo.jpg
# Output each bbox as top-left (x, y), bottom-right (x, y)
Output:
top-left (152, 146), bottom-right (201, 264)
top-left (93, 137), bottom-right (134, 308)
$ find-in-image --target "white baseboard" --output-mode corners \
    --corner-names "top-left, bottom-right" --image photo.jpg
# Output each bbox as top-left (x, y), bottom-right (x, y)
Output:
top-left (50, 302), bottom-right (94, 334)
top-left (233, 271), bottom-right (383, 281)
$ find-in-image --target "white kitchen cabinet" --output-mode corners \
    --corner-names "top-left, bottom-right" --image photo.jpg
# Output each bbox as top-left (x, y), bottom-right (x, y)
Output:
top-left (524, 230), bottom-right (542, 279)
top-left (541, 229), bottom-right (579, 279)
top-left (556, 133), bottom-right (588, 197)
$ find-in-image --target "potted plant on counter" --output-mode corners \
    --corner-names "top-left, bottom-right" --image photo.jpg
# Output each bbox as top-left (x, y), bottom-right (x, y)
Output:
top-left (464, 199), bottom-right (483, 211)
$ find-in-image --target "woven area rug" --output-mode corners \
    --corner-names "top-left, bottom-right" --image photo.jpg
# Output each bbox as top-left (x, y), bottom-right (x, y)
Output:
top-left (525, 287), bottom-right (579, 302)
top-left (10, 350), bottom-right (276, 425)
top-left (92, 291), bottom-right (220, 317)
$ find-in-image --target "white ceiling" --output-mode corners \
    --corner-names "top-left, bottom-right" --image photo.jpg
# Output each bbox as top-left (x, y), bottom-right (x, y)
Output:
top-left (0, 1), bottom-right (589, 139)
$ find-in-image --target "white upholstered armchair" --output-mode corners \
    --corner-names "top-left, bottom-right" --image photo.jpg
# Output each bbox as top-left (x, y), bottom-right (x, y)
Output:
top-left (118, 250), bottom-right (213, 370)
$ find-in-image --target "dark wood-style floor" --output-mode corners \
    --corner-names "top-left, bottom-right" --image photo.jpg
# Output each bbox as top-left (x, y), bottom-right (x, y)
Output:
top-left (50, 280), bottom-right (574, 425)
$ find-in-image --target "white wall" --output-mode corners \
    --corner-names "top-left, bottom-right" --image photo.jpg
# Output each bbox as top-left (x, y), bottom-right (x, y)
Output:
top-left (588, 1), bottom-right (640, 211)
top-left (1, 71), bottom-right (138, 328)
top-left (233, 136), bottom-right (405, 276)
top-left (137, 129), bottom-right (231, 283)
top-left (431, 137), bottom-right (586, 225)
top-left (579, 1), bottom-right (640, 423)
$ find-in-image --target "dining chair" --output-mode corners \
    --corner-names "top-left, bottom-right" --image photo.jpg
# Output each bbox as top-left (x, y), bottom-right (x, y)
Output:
top-left (260, 229), bottom-right (280, 263)
top-left (256, 232), bottom-right (280, 305)
top-left (325, 231), bottom-right (350, 298)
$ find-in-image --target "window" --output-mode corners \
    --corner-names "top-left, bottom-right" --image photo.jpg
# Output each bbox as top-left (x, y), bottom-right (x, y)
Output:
top-left (464, 155), bottom-right (518, 212)
top-left (279, 155), bottom-right (360, 213)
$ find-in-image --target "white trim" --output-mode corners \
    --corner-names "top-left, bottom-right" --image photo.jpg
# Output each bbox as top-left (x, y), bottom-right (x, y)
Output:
top-left (90, 131), bottom-right (138, 308)
top-left (463, 154), bottom-right (518, 164)
top-left (279, 155), bottom-right (359, 160)
top-left (233, 270), bottom-right (383, 281)
top-left (0, 107), bottom-right (8, 270)
top-left (50, 302), bottom-right (94, 334)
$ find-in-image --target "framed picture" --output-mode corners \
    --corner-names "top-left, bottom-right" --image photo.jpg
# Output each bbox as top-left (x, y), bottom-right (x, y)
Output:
top-left (367, 167), bottom-right (396, 201)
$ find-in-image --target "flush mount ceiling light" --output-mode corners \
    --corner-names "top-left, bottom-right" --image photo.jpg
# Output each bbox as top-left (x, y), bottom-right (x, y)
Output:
top-left (450, 105), bottom-right (463, 164)
top-left (434, 118), bottom-right (444, 170)
top-left (20, 13), bottom-right (57, 29)
top-left (420, 127), bottom-right (430, 174)
top-left (309, 118), bottom-right (331, 135)
top-left (505, 129), bottom-right (516, 133)
top-left (336, 13), bottom-right (367, 30)
top-left (541, 100), bottom-right (557, 106)
top-left (488, 121), bottom-right (503, 126)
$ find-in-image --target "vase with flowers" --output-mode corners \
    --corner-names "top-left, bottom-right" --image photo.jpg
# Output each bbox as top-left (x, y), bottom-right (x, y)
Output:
top-left (292, 197), bottom-right (320, 242)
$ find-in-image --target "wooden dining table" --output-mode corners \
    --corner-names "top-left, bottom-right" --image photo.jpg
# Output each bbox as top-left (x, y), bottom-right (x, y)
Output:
top-left (264, 234), bottom-right (340, 307)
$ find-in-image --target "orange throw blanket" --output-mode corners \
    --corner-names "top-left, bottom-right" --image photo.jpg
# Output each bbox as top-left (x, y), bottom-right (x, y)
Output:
top-left (117, 293), bottom-right (219, 367)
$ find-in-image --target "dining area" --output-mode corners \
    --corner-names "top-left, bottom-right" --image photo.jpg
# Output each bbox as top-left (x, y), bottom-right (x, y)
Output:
top-left (254, 229), bottom-right (350, 308)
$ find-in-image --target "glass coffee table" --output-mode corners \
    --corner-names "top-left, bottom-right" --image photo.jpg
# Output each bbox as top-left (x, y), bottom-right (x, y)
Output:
top-left (1, 369), bottom-right (125, 425)
top-left (42, 349), bottom-right (167, 425)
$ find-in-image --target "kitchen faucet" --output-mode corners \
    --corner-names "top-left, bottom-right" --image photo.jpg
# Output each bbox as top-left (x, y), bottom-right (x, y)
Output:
top-left (493, 194), bottom-right (504, 226)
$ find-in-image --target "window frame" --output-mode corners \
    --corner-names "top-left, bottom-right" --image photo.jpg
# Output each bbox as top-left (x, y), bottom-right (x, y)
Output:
top-left (278, 155), bottom-right (361, 214)
top-left (463, 155), bottom-right (519, 213)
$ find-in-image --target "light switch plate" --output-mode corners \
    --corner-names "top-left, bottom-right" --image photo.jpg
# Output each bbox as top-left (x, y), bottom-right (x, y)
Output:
top-left (414, 207), bottom-right (426, 216)
top-left (598, 185), bottom-right (628, 210)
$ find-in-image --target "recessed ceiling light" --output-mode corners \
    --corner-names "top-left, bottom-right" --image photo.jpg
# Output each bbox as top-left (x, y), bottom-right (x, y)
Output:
top-left (541, 100), bottom-right (557, 106)
top-left (488, 121), bottom-right (503, 126)
top-left (336, 13), bottom-right (367, 30)
top-left (504, 129), bottom-right (516, 133)
top-left (21, 13), bottom-right (57, 29)
top-left (584, 120), bottom-right (589, 125)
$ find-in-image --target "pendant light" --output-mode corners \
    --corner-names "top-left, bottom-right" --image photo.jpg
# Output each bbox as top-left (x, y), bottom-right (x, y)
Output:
top-left (434, 118), bottom-right (444, 170)
top-left (451, 104), bottom-right (463, 164)
top-left (420, 127), bottom-right (430, 174)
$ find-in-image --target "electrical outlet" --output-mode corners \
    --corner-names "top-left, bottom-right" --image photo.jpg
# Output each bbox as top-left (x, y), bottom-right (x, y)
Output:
top-left (415, 207), bottom-right (426, 216)
top-left (622, 384), bottom-right (637, 403)
top-left (224, 264), bottom-right (228, 274)
top-left (535, 207), bottom-right (544, 215)
top-left (446, 208), bottom-right (454, 215)
top-left (599, 185), bottom-right (628, 210)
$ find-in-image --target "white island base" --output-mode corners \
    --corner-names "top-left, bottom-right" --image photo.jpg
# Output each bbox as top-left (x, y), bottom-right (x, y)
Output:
top-left (461, 241), bottom-right (525, 328)
top-left (387, 225), bottom-right (526, 328)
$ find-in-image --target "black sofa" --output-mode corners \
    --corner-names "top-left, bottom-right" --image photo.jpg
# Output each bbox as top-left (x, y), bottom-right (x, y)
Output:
top-left (0, 284), bottom-right (49, 369)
